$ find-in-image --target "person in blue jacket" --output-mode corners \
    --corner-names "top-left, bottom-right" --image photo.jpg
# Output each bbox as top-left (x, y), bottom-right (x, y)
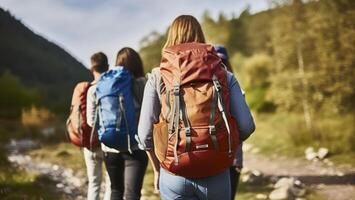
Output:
top-left (214, 44), bottom-right (244, 200)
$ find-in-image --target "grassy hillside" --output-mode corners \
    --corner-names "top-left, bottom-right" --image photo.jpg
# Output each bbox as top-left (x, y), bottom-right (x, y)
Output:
top-left (0, 7), bottom-right (91, 113)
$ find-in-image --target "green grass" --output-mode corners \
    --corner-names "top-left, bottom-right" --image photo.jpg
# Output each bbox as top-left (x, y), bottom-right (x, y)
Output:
top-left (247, 112), bottom-right (355, 167)
top-left (0, 168), bottom-right (65, 200)
top-left (247, 113), bottom-right (300, 156)
top-left (29, 143), bottom-right (86, 172)
top-left (141, 165), bottom-right (160, 199)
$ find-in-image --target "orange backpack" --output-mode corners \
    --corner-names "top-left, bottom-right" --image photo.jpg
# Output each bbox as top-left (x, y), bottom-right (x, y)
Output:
top-left (153, 43), bottom-right (240, 178)
top-left (65, 82), bottom-right (100, 149)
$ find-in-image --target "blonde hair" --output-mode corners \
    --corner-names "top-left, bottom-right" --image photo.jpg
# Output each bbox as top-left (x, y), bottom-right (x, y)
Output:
top-left (164, 15), bottom-right (206, 48)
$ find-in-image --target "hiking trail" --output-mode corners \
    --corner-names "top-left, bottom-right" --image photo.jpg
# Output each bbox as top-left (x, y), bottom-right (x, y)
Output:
top-left (6, 139), bottom-right (87, 199)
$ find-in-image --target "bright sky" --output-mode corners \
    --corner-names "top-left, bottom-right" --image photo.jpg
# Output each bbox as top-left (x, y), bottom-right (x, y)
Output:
top-left (1, 0), bottom-right (269, 67)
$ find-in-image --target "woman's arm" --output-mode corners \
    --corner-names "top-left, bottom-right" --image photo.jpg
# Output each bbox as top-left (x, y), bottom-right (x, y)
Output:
top-left (227, 72), bottom-right (256, 141)
top-left (136, 76), bottom-right (161, 150)
top-left (137, 71), bottom-right (161, 192)
top-left (147, 150), bottom-right (161, 193)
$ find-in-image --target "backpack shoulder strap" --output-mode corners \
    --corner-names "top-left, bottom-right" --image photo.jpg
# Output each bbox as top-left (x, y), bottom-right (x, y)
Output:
top-left (132, 77), bottom-right (147, 105)
top-left (71, 82), bottom-right (89, 104)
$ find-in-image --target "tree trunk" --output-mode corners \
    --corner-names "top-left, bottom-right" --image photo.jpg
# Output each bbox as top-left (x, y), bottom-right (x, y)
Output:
top-left (296, 39), bottom-right (313, 133)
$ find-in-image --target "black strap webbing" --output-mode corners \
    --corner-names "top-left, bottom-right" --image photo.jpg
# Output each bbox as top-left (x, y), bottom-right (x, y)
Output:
top-left (119, 95), bottom-right (132, 154)
top-left (209, 87), bottom-right (219, 151)
top-left (180, 96), bottom-right (191, 152)
top-left (116, 97), bottom-right (123, 131)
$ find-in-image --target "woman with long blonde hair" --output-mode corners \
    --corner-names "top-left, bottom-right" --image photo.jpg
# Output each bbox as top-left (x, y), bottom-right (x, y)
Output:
top-left (137, 15), bottom-right (255, 199)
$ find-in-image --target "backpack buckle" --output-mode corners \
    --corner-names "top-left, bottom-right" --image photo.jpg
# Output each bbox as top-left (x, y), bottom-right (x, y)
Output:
top-left (209, 125), bottom-right (216, 135)
top-left (185, 127), bottom-right (191, 136)
top-left (173, 84), bottom-right (180, 96)
top-left (212, 76), bottom-right (222, 91)
top-left (119, 94), bottom-right (124, 103)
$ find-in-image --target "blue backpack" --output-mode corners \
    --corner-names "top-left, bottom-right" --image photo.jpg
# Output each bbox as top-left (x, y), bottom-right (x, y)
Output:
top-left (95, 66), bottom-right (137, 152)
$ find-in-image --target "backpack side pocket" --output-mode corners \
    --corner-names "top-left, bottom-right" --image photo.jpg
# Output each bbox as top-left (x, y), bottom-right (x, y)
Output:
top-left (153, 121), bottom-right (169, 162)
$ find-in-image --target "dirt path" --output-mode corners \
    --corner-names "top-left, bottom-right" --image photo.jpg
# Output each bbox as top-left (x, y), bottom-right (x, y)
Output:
top-left (5, 139), bottom-right (158, 200)
top-left (244, 151), bottom-right (355, 200)
top-left (6, 139), bottom-right (354, 199)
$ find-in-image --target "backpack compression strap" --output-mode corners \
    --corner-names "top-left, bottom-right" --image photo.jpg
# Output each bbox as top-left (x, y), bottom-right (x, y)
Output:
top-left (90, 105), bottom-right (99, 150)
top-left (78, 106), bottom-right (82, 146)
top-left (169, 81), bottom-right (193, 163)
top-left (209, 85), bottom-right (220, 151)
top-left (180, 96), bottom-right (191, 152)
top-left (119, 94), bottom-right (133, 154)
top-left (212, 75), bottom-right (232, 155)
top-left (115, 99), bottom-right (123, 132)
top-left (162, 90), bottom-right (171, 120)
top-left (168, 82), bottom-right (180, 165)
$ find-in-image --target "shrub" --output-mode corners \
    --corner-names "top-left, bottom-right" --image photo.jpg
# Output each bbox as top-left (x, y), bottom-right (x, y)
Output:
top-left (287, 113), bottom-right (355, 154)
top-left (238, 54), bottom-right (276, 112)
top-left (21, 106), bottom-right (54, 128)
top-left (0, 71), bottom-right (41, 118)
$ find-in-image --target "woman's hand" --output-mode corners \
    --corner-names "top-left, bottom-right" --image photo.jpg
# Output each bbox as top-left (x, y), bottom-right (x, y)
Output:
top-left (146, 150), bottom-right (161, 194)
top-left (153, 170), bottom-right (160, 194)
top-left (235, 166), bottom-right (242, 173)
top-left (233, 158), bottom-right (242, 173)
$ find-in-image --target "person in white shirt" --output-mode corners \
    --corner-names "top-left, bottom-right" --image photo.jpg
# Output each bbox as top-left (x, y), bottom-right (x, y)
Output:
top-left (84, 52), bottom-right (111, 200)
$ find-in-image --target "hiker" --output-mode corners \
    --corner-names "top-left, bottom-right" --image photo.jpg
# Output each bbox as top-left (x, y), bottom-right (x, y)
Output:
top-left (87, 48), bottom-right (148, 200)
top-left (214, 44), bottom-right (244, 200)
top-left (67, 52), bottom-right (111, 200)
top-left (137, 15), bottom-right (255, 200)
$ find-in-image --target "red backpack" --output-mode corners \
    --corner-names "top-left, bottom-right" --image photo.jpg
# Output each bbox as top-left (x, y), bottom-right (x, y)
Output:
top-left (65, 82), bottom-right (100, 149)
top-left (153, 43), bottom-right (240, 178)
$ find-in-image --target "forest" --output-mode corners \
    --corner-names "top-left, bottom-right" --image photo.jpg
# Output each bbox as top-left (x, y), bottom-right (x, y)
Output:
top-left (139, 0), bottom-right (355, 160)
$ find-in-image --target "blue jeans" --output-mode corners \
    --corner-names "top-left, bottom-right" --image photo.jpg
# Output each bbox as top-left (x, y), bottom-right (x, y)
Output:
top-left (159, 168), bottom-right (231, 200)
